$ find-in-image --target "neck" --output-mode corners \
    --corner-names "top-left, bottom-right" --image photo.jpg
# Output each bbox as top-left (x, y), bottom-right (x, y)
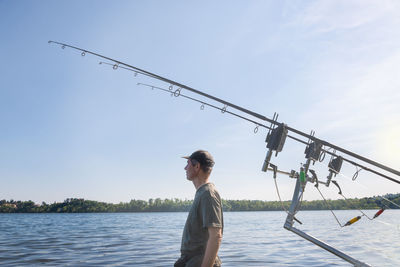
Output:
top-left (192, 177), bottom-right (209, 190)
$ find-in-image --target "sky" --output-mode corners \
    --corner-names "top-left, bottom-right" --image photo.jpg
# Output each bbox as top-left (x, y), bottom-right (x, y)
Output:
top-left (0, 0), bottom-right (399, 204)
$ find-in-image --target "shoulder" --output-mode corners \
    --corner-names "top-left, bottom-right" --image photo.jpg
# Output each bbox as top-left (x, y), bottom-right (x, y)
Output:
top-left (199, 183), bottom-right (220, 198)
top-left (199, 184), bottom-right (222, 206)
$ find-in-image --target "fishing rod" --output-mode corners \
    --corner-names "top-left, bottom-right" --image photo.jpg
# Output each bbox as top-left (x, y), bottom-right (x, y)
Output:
top-left (48, 40), bottom-right (400, 186)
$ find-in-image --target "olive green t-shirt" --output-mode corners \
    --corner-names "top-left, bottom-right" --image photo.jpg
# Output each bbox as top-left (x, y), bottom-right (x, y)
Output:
top-left (181, 183), bottom-right (223, 256)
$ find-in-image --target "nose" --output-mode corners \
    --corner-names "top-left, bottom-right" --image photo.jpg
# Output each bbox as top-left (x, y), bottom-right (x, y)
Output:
top-left (184, 161), bottom-right (191, 171)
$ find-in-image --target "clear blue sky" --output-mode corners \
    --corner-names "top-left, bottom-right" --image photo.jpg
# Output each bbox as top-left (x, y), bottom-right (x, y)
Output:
top-left (1, 0), bottom-right (399, 204)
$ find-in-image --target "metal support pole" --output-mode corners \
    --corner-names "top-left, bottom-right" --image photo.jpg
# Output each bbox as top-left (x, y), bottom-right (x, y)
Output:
top-left (285, 176), bottom-right (302, 228)
top-left (284, 226), bottom-right (371, 267)
top-left (283, 170), bottom-right (371, 267)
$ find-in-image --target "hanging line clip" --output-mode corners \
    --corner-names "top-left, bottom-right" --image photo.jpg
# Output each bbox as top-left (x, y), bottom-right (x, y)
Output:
top-left (270, 163), bottom-right (278, 179)
top-left (331, 180), bottom-right (342, 195)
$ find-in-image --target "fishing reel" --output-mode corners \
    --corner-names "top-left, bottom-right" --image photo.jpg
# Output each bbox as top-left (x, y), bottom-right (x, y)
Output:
top-left (304, 141), bottom-right (322, 165)
top-left (326, 156), bottom-right (343, 186)
top-left (261, 122), bottom-right (288, 172)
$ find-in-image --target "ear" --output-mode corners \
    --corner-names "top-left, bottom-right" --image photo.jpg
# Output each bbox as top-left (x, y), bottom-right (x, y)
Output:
top-left (193, 162), bottom-right (201, 171)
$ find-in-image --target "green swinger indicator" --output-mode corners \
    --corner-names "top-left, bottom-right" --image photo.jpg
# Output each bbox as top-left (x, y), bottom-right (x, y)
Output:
top-left (300, 169), bottom-right (306, 183)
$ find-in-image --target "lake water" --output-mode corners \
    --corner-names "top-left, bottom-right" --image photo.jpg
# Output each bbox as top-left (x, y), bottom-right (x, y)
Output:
top-left (0, 210), bottom-right (399, 266)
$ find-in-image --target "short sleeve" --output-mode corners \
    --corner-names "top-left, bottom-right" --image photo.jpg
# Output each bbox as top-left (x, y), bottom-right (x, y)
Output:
top-left (200, 191), bottom-right (223, 229)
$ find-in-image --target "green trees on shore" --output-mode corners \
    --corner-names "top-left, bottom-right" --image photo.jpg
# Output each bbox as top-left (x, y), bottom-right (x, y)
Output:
top-left (0, 194), bottom-right (399, 213)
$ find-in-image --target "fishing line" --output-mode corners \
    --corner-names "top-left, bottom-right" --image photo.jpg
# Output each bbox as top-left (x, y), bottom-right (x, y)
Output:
top-left (99, 61), bottom-right (142, 77)
top-left (371, 218), bottom-right (400, 233)
top-left (337, 172), bottom-right (400, 209)
top-left (273, 176), bottom-right (303, 225)
top-left (97, 59), bottom-right (273, 133)
top-left (336, 190), bottom-right (376, 220)
top-left (332, 158), bottom-right (400, 209)
top-left (48, 41), bottom-right (277, 125)
top-left (315, 158), bottom-right (399, 210)
top-left (310, 161), bottom-right (399, 228)
top-left (273, 174), bottom-right (290, 215)
top-left (135, 83), bottom-right (272, 133)
top-left (314, 185), bottom-right (345, 227)
top-left (268, 164), bottom-right (306, 224)
top-left (295, 155), bottom-right (398, 228)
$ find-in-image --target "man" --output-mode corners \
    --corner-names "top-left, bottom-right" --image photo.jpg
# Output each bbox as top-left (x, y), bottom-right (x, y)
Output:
top-left (175, 150), bottom-right (223, 267)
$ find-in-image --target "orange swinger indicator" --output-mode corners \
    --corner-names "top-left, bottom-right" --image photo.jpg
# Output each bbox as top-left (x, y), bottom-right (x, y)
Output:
top-left (344, 216), bottom-right (361, 226)
top-left (373, 208), bottom-right (385, 219)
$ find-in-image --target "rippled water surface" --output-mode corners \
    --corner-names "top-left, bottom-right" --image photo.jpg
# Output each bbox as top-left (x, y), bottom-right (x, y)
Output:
top-left (0, 210), bottom-right (399, 266)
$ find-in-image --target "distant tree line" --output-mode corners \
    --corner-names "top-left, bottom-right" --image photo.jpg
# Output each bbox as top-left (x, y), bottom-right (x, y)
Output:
top-left (0, 194), bottom-right (399, 213)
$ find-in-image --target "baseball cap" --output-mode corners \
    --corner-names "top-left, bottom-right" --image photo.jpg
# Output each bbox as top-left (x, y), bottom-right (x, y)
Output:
top-left (182, 150), bottom-right (215, 168)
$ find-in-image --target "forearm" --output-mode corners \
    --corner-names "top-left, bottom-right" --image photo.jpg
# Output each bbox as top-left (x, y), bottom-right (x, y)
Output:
top-left (201, 229), bottom-right (222, 267)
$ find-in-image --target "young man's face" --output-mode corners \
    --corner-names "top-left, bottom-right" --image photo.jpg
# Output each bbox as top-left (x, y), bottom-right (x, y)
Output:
top-left (184, 159), bottom-right (198, 180)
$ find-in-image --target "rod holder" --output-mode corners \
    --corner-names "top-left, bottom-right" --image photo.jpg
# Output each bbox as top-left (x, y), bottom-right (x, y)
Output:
top-left (261, 149), bottom-right (273, 172)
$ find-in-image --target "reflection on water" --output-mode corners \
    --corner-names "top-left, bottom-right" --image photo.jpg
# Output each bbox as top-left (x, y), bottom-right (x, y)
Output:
top-left (0, 210), bottom-right (399, 266)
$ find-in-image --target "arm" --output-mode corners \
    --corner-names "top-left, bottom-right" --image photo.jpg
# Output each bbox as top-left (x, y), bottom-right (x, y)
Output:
top-left (201, 226), bottom-right (222, 267)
